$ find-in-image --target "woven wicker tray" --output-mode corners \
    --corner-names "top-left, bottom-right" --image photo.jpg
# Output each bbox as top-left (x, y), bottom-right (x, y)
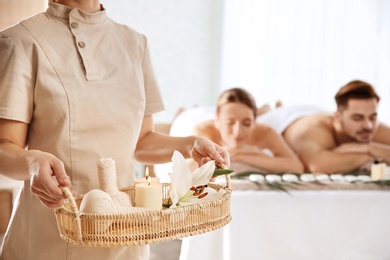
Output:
top-left (54, 174), bottom-right (232, 247)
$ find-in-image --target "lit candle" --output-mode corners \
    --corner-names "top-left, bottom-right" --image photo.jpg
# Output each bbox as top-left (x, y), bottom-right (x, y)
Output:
top-left (134, 167), bottom-right (160, 186)
top-left (135, 170), bottom-right (162, 210)
top-left (371, 162), bottom-right (387, 181)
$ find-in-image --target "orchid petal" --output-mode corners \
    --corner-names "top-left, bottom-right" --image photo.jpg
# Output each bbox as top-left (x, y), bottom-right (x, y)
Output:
top-left (192, 160), bottom-right (215, 187)
top-left (168, 151), bottom-right (224, 208)
top-left (170, 151), bottom-right (192, 198)
top-left (168, 188), bottom-right (179, 208)
top-left (198, 187), bottom-right (226, 203)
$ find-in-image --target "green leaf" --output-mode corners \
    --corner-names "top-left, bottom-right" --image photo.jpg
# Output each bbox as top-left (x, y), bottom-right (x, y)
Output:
top-left (213, 168), bottom-right (234, 176)
top-left (369, 179), bottom-right (390, 186)
top-left (231, 171), bottom-right (264, 179)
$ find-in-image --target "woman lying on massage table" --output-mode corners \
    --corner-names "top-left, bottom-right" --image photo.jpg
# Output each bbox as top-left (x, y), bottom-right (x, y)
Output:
top-left (191, 88), bottom-right (304, 174)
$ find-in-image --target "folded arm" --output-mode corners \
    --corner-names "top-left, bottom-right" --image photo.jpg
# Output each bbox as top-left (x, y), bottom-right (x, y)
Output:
top-left (332, 123), bottom-right (390, 165)
top-left (232, 129), bottom-right (304, 173)
top-left (369, 123), bottom-right (390, 164)
top-left (293, 127), bottom-right (373, 174)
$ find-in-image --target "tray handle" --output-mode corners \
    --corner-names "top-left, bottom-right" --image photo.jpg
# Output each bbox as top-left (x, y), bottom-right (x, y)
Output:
top-left (225, 173), bottom-right (231, 190)
top-left (218, 163), bottom-right (232, 190)
top-left (59, 187), bottom-right (83, 242)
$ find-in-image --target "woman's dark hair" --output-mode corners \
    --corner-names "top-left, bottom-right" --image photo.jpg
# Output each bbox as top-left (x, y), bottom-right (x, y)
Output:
top-left (335, 80), bottom-right (380, 110)
top-left (216, 88), bottom-right (257, 118)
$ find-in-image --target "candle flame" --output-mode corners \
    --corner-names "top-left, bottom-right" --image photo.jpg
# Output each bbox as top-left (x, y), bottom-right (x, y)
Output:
top-left (145, 166), bottom-right (149, 179)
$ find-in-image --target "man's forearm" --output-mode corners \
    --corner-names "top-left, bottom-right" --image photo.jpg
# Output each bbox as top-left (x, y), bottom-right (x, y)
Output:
top-left (368, 142), bottom-right (390, 164)
top-left (304, 151), bottom-right (373, 174)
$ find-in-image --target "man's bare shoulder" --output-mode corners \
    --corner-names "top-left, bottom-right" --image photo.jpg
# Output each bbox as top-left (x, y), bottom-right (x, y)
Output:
top-left (284, 113), bottom-right (335, 148)
top-left (374, 122), bottom-right (390, 144)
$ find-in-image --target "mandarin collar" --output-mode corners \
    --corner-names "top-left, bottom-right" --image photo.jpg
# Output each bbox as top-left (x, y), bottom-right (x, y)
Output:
top-left (46, 2), bottom-right (107, 24)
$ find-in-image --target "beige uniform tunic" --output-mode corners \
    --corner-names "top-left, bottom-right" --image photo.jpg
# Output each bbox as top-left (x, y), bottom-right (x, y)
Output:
top-left (0, 3), bottom-right (164, 259)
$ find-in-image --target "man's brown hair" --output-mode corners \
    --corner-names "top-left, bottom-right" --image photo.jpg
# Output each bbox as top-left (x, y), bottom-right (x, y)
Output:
top-left (335, 80), bottom-right (380, 110)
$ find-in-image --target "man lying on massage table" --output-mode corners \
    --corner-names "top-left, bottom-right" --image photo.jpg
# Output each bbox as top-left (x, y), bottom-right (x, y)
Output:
top-left (276, 80), bottom-right (390, 174)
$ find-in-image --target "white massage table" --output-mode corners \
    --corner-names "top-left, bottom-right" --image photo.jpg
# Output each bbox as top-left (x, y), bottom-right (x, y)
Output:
top-left (179, 179), bottom-right (390, 260)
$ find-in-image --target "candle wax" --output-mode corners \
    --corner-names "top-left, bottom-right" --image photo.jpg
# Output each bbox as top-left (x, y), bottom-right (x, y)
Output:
top-left (134, 177), bottom-right (160, 186)
top-left (371, 163), bottom-right (387, 181)
top-left (135, 182), bottom-right (162, 210)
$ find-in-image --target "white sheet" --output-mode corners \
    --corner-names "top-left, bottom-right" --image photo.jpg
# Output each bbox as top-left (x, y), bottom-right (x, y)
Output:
top-left (170, 106), bottom-right (215, 137)
top-left (257, 104), bottom-right (326, 133)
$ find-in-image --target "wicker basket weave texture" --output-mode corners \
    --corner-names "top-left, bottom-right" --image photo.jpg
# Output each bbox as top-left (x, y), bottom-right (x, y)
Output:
top-left (54, 175), bottom-right (232, 247)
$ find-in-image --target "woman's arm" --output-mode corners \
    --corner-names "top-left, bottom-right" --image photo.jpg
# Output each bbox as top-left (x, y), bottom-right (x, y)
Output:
top-left (234, 127), bottom-right (304, 173)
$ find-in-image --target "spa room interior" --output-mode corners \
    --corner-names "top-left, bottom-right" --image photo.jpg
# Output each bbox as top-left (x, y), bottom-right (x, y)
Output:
top-left (1, 0), bottom-right (390, 259)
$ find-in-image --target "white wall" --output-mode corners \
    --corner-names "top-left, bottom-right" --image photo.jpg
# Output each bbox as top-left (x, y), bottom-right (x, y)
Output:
top-left (221, 0), bottom-right (390, 125)
top-left (101, 0), bottom-right (224, 123)
top-left (102, 0), bottom-right (390, 125)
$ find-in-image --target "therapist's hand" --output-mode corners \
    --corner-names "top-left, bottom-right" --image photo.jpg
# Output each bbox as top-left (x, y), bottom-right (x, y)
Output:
top-left (190, 136), bottom-right (230, 168)
top-left (28, 150), bottom-right (72, 208)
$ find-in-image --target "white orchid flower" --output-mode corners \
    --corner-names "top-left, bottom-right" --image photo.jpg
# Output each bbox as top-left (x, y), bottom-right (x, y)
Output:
top-left (168, 150), bottom-right (226, 208)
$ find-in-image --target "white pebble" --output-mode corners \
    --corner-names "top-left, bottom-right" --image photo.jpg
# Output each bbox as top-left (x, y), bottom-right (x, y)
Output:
top-left (300, 174), bottom-right (316, 182)
top-left (344, 175), bottom-right (357, 182)
top-left (315, 174), bottom-right (330, 182)
top-left (356, 175), bottom-right (371, 182)
top-left (330, 174), bottom-right (345, 182)
top-left (266, 174), bottom-right (282, 182)
top-left (282, 174), bottom-right (299, 182)
top-left (249, 174), bottom-right (265, 182)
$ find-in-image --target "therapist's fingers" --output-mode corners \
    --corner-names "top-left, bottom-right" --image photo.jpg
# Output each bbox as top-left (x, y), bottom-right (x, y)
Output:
top-left (51, 159), bottom-right (72, 189)
top-left (191, 137), bottom-right (230, 167)
top-left (29, 151), bottom-right (71, 208)
top-left (31, 187), bottom-right (65, 207)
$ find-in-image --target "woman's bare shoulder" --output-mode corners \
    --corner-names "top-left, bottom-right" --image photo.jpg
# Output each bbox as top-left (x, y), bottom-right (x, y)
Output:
top-left (250, 123), bottom-right (280, 145)
top-left (193, 120), bottom-right (215, 132)
top-left (254, 123), bottom-right (276, 135)
top-left (192, 120), bottom-right (220, 142)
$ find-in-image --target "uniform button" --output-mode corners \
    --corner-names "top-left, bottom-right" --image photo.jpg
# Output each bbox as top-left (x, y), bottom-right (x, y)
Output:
top-left (78, 41), bottom-right (86, 48)
top-left (71, 22), bottom-right (79, 29)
